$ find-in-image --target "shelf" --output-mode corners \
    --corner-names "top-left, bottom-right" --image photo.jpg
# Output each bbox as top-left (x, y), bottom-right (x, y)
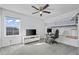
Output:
top-left (51, 24), bottom-right (77, 28)
top-left (65, 36), bottom-right (78, 39)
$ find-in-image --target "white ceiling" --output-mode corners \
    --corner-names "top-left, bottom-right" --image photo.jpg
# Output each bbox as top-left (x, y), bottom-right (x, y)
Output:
top-left (0, 4), bottom-right (79, 20)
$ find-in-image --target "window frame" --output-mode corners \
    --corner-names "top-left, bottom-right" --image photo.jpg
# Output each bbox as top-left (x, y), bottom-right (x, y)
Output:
top-left (4, 16), bottom-right (21, 37)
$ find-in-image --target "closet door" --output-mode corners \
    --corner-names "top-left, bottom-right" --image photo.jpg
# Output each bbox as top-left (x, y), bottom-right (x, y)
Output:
top-left (0, 31), bottom-right (1, 47)
top-left (78, 15), bottom-right (79, 54)
top-left (0, 22), bottom-right (1, 47)
top-left (0, 25), bottom-right (1, 47)
top-left (0, 9), bottom-right (2, 48)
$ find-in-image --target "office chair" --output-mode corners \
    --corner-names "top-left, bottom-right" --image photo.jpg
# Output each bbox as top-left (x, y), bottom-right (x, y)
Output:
top-left (51, 29), bottom-right (59, 44)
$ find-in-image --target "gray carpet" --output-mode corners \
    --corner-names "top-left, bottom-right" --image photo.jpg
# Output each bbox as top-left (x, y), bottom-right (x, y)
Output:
top-left (0, 42), bottom-right (78, 55)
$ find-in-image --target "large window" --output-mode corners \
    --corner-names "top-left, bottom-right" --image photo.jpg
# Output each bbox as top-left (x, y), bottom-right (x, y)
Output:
top-left (5, 16), bottom-right (20, 36)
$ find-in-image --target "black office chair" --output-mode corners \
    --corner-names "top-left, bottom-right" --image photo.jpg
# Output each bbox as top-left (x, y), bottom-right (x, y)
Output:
top-left (51, 29), bottom-right (59, 44)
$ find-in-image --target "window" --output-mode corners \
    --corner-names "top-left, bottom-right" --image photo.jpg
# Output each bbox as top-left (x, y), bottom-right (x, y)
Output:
top-left (5, 16), bottom-right (20, 36)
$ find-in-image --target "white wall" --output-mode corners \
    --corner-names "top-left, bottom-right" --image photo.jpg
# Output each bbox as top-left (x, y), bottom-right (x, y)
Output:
top-left (52, 26), bottom-right (78, 47)
top-left (0, 8), bottom-right (2, 47)
top-left (44, 9), bottom-right (79, 23)
top-left (44, 9), bottom-right (79, 35)
top-left (78, 15), bottom-right (79, 53)
top-left (0, 8), bottom-right (45, 47)
top-left (45, 9), bottom-right (79, 47)
top-left (51, 26), bottom-right (77, 36)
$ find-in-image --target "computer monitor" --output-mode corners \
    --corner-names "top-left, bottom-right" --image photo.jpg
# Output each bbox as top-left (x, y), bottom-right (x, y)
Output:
top-left (47, 28), bottom-right (52, 33)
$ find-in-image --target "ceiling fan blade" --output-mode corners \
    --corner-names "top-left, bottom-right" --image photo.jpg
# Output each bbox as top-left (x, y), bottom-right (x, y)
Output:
top-left (43, 11), bottom-right (51, 14)
top-left (43, 4), bottom-right (49, 10)
top-left (32, 6), bottom-right (39, 10)
top-left (32, 11), bottom-right (39, 14)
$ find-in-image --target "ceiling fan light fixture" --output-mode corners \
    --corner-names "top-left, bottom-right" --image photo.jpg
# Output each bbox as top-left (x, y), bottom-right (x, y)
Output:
top-left (39, 11), bottom-right (42, 14)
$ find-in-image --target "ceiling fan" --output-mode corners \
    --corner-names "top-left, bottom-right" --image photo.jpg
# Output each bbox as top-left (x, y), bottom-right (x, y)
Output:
top-left (32, 4), bottom-right (51, 16)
